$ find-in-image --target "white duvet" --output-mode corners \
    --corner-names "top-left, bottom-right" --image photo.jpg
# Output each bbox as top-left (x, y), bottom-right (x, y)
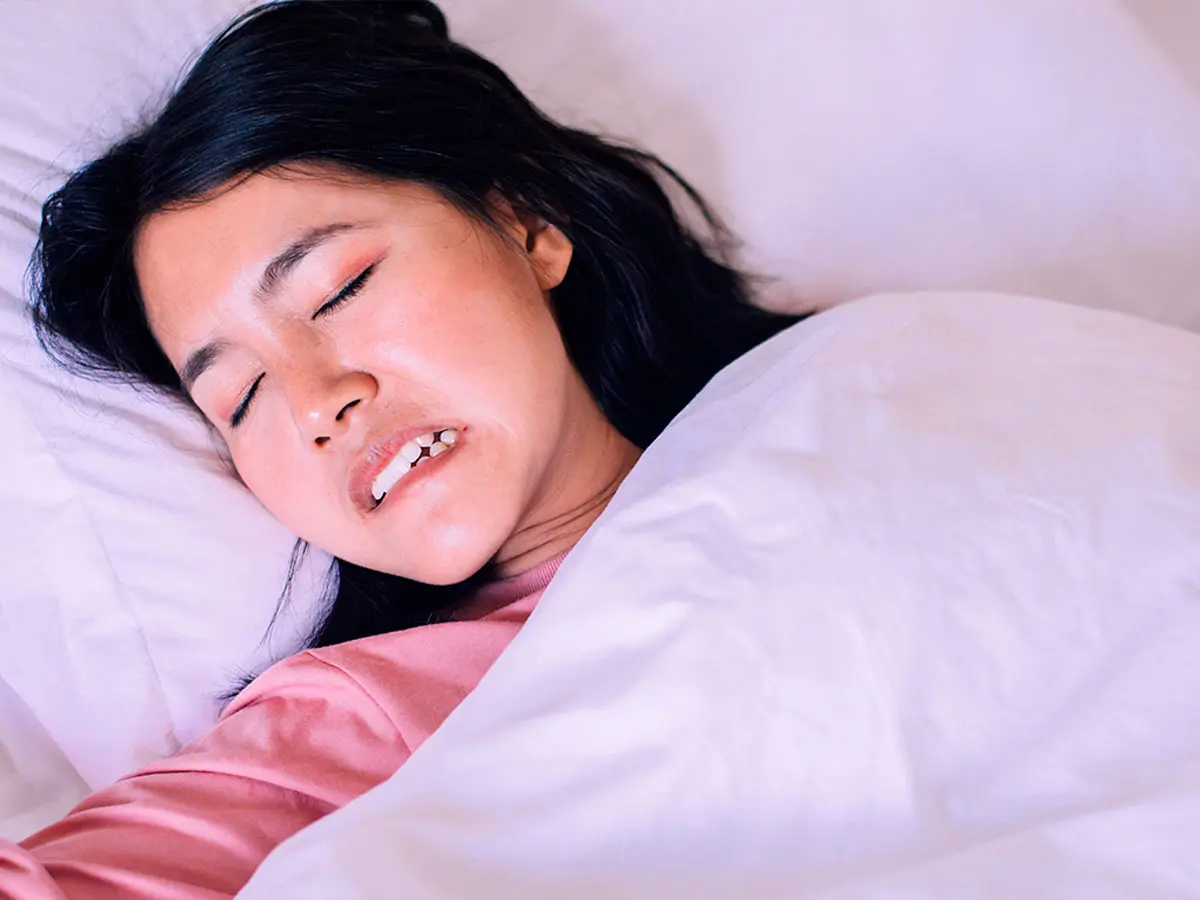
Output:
top-left (241, 292), bottom-right (1200, 898)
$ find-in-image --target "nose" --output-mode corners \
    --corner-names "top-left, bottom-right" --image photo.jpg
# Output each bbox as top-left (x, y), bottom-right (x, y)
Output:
top-left (285, 363), bottom-right (378, 448)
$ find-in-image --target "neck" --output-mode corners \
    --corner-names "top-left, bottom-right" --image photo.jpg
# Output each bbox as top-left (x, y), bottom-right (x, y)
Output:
top-left (493, 406), bottom-right (641, 579)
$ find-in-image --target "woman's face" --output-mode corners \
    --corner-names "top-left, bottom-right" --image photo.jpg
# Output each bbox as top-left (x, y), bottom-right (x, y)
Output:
top-left (136, 168), bottom-right (625, 583)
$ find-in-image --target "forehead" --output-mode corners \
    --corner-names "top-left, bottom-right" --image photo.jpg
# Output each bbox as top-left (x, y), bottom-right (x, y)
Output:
top-left (133, 170), bottom-right (451, 353)
top-left (136, 170), bottom-right (438, 288)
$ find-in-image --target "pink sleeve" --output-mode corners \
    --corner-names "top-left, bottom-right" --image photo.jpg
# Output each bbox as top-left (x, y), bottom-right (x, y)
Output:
top-left (0, 653), bottom-right (409, 900)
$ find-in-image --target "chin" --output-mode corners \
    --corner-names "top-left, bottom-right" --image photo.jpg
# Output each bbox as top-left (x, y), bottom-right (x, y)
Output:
top-left (389, 525), bottom-right (503, 587)
top-left (406, 555), bottom-right (494, 587)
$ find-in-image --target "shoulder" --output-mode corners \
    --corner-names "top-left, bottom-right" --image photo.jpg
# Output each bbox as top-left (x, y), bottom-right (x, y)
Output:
top-left (225, 644), bottom-right (383, 718)
top-left (255, 593), bottom-right (536, 754)
top-left (127, 647), bottom-right (410, 805)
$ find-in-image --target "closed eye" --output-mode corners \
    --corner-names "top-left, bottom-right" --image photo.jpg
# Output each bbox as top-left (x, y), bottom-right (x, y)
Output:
top-left (230, 373), bottom-right (264, 429)
top-left (314, 263), bottom-right (376, 319)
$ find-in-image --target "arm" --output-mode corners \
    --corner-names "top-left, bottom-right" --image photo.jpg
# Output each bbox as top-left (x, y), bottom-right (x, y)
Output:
top-left (0, 654), bottom-right (408, 900)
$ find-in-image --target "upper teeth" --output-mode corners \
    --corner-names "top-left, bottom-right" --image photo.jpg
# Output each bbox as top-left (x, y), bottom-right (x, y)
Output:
top-left (371, 429), bottom-right (457, 503)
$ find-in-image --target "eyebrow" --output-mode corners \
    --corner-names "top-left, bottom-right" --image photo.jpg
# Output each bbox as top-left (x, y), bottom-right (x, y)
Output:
top-left (180, 339), bottom-right (231, 393)
top-left (178, 221), bottom-right (362, 393)
top-left (254, 221), bottom-right (361, 305)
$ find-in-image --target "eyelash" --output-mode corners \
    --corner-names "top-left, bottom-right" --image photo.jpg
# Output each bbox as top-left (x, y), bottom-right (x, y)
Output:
top-left (230, 374), bottom-right (263, 429)
top-left (313, 262), bottom-right (376, 318)
top-left (229, 263), bottom-right (377, 429)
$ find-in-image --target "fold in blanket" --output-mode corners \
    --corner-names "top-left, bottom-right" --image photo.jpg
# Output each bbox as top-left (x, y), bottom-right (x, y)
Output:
top-left (243, 293), bottom-right (1200, 899)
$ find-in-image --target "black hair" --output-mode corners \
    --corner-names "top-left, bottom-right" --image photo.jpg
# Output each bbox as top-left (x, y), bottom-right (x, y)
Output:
top-left (31, 0), bottom-right (802, 657)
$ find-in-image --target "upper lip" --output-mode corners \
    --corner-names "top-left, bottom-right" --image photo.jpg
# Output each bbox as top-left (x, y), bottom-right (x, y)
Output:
top-left (348, 424), bottom-right (456, 513)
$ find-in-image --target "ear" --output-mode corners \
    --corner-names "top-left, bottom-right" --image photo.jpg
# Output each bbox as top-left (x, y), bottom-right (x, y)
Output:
top-left (490, 194), bottom-right (573, 291)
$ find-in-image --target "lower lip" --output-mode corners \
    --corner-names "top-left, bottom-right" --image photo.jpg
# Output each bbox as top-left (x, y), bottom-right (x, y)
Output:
top-left (369, 438), bottom-right (462, 513)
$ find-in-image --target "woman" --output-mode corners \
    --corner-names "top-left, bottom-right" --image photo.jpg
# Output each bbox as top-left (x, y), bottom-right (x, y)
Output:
top-left (1, 1), bottom-right (799, 896)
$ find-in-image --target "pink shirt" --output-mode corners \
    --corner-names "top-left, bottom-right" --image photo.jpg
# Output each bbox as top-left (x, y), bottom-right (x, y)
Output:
top-left (0, 554), bottom-right (562, 899)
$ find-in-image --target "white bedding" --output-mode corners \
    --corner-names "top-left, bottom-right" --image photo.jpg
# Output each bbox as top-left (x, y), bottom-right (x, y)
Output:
top-left (3, 0), bottom-right (1200, 847)
top-left (242, 292), bottom-right (1200, 898)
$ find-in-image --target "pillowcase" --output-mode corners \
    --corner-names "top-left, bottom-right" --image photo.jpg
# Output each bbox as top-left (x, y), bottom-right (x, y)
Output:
top-left (0, 0), bottom-right (328, 834)
top-left (2, 0), bottom-right (1199, 835)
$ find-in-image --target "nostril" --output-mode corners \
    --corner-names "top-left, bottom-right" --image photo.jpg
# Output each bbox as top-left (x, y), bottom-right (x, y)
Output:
top-left (335, 399), bottom-right (361, 422)
top-left (314, 436), bottom-right (331, 447)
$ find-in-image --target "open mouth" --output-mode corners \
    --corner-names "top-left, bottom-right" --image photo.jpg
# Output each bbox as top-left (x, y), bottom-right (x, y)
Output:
top-left (370, 427), bottom-right (459, 509)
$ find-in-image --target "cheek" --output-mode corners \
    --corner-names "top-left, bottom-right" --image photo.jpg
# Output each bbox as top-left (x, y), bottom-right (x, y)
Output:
top-left (366, 265), bottom-right (563, 418)
top-left (230, 438), bottom-right (330, 533)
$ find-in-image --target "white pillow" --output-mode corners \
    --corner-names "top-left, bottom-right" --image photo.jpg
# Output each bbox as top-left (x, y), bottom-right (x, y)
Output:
top-left (243, 292), bottom-right (1200, 897)
top-left (443, 0), bottom-right (1200, 326)
top-left (2, 0), bottom-right (1199, 836)
top-left (0, 0), bottom-right (328, 834)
